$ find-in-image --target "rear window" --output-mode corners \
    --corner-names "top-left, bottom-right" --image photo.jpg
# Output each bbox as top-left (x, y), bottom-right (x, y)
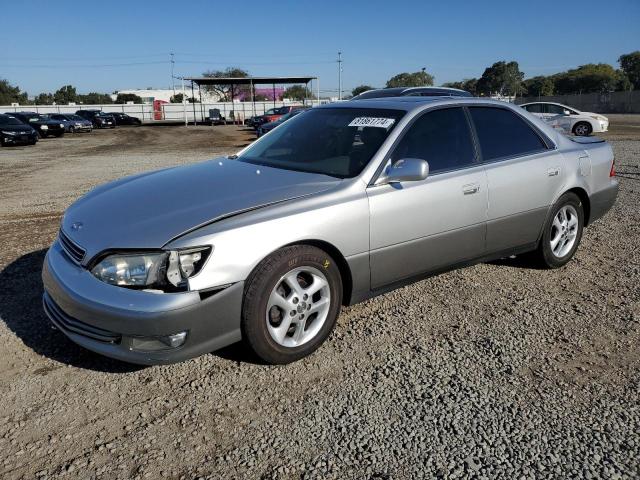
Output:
top-left (469, 107), bottom-right (547, 162)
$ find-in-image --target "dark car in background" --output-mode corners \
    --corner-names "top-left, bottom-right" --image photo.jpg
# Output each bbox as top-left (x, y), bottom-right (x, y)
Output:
top-left (75, 110), bottom-right (116, 128)
top-left (108, 112), bottom-right (142, 126)
top-left (208, 108), bottom-right (226, 126)
top-left (0, 114), bottom-right (39, 146)
top-left (351, 86), bottom-right (473, 100)
top-left (249, 105), bottom-right (307, 129)
top-left (256, 107), bottom-right (310, 137)
top-left (11, 112), bottom-right (66, 138)
top-left (46, 113), bottom-right (93, 133)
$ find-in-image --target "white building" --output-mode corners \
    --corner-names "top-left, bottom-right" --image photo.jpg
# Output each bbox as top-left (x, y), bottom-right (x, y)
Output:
top-left (112, 87), bottom-right (222, 103)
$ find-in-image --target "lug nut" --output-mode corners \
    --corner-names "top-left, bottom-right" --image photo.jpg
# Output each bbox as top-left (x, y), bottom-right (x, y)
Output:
top-left (303, 294), bottom-right (308, 300)
top-left (292, 297), bottom-right (299, 304)
top-left (300, 314), bottom-right (305, 320)
top-left (290, 310), bottom-right (296, 316)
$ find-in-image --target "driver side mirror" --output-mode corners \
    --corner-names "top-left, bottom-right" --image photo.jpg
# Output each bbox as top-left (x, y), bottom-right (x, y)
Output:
top-left (381, 158), bottom-right (429, 184)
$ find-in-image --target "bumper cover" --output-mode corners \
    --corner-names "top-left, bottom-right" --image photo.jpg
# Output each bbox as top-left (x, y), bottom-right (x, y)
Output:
top-left (589, 181), bottom-right (618, 225)
top-left (42, 242), bottom-right (243, 365)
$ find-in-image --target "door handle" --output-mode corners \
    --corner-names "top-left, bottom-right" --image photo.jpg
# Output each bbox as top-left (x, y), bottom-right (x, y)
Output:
top-left (462, 183), bottom-right (480, 195)
top-left (547, 167), bottom-right (560, 177)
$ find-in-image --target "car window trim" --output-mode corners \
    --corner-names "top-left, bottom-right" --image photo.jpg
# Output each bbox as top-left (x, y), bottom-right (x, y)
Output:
top-left (465, 105), bottom-right (555, 165)
top-left (367, 105), bottom-right (481, 186)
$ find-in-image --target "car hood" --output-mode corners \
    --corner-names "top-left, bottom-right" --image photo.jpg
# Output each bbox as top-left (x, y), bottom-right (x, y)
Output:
top-left (61, 158), bottom-right (341, 262)
top-left (0, 124), bottom-right (36, 133)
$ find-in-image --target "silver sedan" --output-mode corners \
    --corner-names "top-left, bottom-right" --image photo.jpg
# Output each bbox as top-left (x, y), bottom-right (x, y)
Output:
top-left (43, 97), bottom-right (618, 365)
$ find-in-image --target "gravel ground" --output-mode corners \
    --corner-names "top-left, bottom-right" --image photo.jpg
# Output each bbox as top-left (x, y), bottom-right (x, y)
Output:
top-left (0, 120), bottom-right (639, 479)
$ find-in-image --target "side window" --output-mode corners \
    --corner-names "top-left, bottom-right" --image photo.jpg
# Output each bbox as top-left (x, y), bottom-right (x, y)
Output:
top-left (391, 107), bottom-right (476, 174)
top-left (525, 104), bottom-right (543, 113)
top-left (468, 107), bottom-right (546, 162)
top-left (545, 104), bottom-right (565, 115)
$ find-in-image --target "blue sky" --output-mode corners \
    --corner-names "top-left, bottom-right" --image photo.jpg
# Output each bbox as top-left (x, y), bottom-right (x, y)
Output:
top-left (1, 0), bottom-right (638, 96)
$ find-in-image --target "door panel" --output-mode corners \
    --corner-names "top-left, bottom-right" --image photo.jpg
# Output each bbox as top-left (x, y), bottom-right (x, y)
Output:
top-left (368, 165), bottom-right (488, 288)
top-left (484, 150), bottom-right (564, 252)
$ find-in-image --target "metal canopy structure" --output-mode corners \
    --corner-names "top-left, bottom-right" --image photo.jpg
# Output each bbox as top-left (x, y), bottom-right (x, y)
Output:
top-left (183, 76), bottom-right (319, 124)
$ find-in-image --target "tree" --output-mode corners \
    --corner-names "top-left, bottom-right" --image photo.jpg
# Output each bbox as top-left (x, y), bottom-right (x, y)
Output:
top-left (283, 85), bottom-right (312, 100)
top-left (0, 79), bottom-right (29, 105)
top-left (352, 85), bottom-right (374, 97)
top-left (386, 70), bottom-right (434, 88)
top-left (53, 85), bottom-right (78, 104)
top-left (442, 78), bottom-right (477, 95)
top-left (619, 51), bottom-right (640, 90)
top-left (553, 64), bottom-right (627, 94)
top-left (476, 61), bottom-right (524, 96)
top-left (115, 93), bottom-right (143, 104)
top-left (34, 92), bottom-right (54, 104)
top-left (523, 76), bottom-right (555, 97)
top-left (170, 93), bottom-right (184, 103)
top-left (78, 92), bottom-right (113, 104)
top-left (202, 67), bottom-right (250, 100)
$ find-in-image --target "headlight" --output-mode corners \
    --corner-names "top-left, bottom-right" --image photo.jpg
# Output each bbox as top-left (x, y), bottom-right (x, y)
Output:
top-left (90, 246), bottom-right (211, 291)
top-left (60, 123), bottom-right (64, 128)
top-left (1, 130), bottom-right (17, 136)
top-left (41, 125), bottom-right (48, 130)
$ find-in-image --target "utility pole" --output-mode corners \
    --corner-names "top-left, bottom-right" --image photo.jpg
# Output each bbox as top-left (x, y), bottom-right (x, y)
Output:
top-left (337, 51), bottom-right (343, 101)
top-left (170, 52), bottom-right (175, 95)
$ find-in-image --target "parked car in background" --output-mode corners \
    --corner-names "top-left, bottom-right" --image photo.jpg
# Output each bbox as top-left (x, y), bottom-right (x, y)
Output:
top-left (75, 110), bottom-right (116, 129)
top-left (208, 108), bottom-right (226, 126)
top-left (43, 97), bottom-right (617, 366)
top-left (256, 107), bottom-right (310, 137)
top-left (520, 102), bottom-right (608, 136)
top-left (46, 113), bottom-right (93, 133)
top-left (352, 86), bottom-right (473, 100)
top-left (251, 105), bottom-right (307, 129)
top-left (11, 112), bottom-right (65, 138)
top-left (0, 114), bottom-right (39, 146)
top-left (108, 112), bottom-right (142, 126)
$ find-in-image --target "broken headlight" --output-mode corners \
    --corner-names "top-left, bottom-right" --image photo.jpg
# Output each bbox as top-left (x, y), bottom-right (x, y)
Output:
top-left (90, 247), bottom-right (211, 291)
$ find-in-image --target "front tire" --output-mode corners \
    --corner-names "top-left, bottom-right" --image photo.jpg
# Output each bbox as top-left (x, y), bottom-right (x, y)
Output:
top-left (573, 122), bottom-right (592, 136)
top-left (534, 192), bottom-right (584, 268)
top-left (241, 245), bottom-right (343, 364)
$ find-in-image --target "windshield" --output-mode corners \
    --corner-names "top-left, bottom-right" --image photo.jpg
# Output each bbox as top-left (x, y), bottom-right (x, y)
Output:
top-left (0, 115), bottom-right (24, 126)
top-left (238, 107), bottom-right (405, 178)
top-left (70, 115), bottom-right (84, 121)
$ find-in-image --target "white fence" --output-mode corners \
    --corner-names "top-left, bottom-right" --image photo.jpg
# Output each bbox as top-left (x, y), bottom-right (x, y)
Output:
top-left (0, 100), bottom-right (328, 124)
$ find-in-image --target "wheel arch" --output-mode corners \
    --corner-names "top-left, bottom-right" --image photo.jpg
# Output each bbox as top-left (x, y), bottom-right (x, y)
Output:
top-left (282, 239), bottom-right (354, 306)
top-left (538, 186), bottom-right (592, 245)
top-left (566, 187), bottom-right (591, 225)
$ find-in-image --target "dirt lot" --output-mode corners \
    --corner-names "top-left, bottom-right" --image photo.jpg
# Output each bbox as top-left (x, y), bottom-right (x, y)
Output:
top-left (0, 117), bottom-right (639, 479)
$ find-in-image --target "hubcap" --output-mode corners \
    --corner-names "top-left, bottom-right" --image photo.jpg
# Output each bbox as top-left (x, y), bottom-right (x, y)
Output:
top-left (575, 124), bottom-right (589, 136)
top-left (266, 266), bottom-right (331, 348)
top-left (550, 205), bottom-right (579, 258)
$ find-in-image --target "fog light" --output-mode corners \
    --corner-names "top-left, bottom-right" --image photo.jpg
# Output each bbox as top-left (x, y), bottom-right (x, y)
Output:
top-left (129, 331), bottom-right (187, 352)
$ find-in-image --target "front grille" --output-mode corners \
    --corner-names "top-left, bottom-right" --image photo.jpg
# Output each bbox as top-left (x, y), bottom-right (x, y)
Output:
top-left (58, 229), bottom-right (85, 263)
top-left (43, 293), bottom-right (121, 344)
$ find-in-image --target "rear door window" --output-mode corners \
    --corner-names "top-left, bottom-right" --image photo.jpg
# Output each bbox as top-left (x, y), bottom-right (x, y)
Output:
top-left (524, 104), bottom-right (543, 113)
top-left (391, 107), bottom-right (476, 174)
top-left (468, 107), bottom-right (547, 162)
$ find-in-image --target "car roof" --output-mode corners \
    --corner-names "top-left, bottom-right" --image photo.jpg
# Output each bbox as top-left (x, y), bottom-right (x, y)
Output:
top-left (353, 86), bottom-right (472, 100)
top-left (521, 101), bottom-right (575, 109)
top-left (317, 96), bottom-right (514, 113)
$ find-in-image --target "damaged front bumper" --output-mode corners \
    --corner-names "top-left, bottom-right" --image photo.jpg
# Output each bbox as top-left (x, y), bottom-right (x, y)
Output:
top-left (41, 241), bottom-right (243, 365)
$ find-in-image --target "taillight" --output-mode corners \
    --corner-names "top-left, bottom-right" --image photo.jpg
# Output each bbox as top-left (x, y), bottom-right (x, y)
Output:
top-left (609, 159), bottom-right (616, 177)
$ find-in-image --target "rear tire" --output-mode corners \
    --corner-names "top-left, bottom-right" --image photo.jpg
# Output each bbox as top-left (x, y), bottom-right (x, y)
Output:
top-left (573, 122), bottom-right (592, 136)
top-left (533, 192), bottom-right (584, 268)
top-left (241, 245), bottom-right (343, 364)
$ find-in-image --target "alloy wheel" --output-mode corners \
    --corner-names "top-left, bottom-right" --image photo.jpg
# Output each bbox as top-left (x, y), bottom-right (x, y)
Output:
top-left (266, 266), bottom-right (331, 348)
top-left (550, 205), bottom-right (579, 258)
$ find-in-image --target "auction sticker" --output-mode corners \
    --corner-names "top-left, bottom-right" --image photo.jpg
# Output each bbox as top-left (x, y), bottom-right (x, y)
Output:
top-left (348, 117), bottom-right (396, 129)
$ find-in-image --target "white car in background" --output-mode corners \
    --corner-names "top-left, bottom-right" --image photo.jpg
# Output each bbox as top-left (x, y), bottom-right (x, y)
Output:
top-left (520, 102), bottom-right (608, 136)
